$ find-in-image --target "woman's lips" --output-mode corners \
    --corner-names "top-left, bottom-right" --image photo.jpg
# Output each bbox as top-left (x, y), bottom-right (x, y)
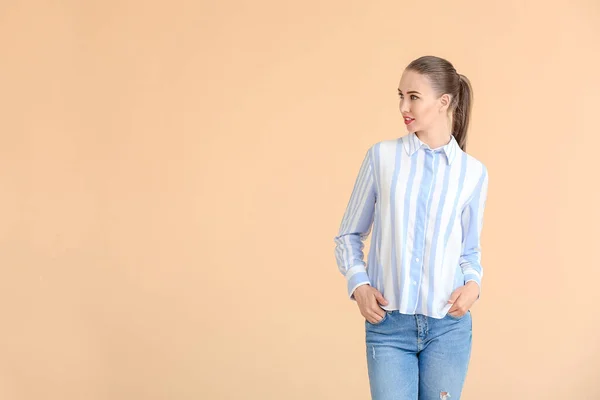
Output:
top-left (404, 117), bottom-right (414, 125)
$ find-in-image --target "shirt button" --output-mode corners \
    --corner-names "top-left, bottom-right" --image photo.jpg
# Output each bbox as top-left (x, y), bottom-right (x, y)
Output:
top-left (412, 280), bottom-right (417, 285)
top-left (415, 258), bottom-right (419, 262)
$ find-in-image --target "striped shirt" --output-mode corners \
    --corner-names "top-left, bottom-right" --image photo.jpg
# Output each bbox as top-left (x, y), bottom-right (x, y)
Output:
top-left (333, 132), bottom-right (488, 319)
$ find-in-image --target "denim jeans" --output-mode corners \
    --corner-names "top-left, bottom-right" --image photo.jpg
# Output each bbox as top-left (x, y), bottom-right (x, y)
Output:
top-left (365, 310), bottom-right (472, 400)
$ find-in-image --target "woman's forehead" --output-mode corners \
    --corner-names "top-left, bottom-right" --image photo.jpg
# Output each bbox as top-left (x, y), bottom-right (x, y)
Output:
top-left (398, 70), bottom-right (431, 92)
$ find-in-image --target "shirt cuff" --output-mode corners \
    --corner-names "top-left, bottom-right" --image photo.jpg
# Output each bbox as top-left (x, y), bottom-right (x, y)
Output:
top-left (346, 264), bottom-right (371, 300)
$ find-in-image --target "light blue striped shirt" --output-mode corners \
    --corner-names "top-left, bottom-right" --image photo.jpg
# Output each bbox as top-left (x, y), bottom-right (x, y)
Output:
top-left (334, 132), bottom-right (488, 319)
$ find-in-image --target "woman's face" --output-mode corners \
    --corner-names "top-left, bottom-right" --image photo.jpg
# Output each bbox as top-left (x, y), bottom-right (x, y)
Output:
top-left (397, 69), bottom-right (451, 134)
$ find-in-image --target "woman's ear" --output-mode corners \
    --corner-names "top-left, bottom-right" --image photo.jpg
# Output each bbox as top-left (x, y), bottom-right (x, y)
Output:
top-left (438, 93), bottom-right (452, 113)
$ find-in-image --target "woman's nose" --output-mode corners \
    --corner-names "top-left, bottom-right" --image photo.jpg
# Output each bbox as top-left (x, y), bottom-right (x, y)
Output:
top-left (399, 101), bottom-right (409, 113)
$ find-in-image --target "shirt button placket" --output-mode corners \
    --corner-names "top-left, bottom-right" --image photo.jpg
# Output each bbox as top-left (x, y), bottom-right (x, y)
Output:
top-left (411, 149), bottom-right (435, 312)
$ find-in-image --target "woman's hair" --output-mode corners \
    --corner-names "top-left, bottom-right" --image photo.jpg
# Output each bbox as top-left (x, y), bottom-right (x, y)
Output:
top-left (405, 55), bottom-right (473, 152)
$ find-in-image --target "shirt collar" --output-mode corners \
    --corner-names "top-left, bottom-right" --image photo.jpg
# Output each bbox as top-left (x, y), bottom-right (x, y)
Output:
top-left (402, 132), bottom-right (459, 165)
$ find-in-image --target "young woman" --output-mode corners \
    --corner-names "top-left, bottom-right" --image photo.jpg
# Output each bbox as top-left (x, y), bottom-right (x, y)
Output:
top-left (333, 55), bottom-right (489, 400)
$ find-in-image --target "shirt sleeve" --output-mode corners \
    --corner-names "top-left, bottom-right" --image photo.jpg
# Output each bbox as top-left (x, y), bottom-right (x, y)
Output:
top-left (459, 165), bottom-right (489, 301)
top-left (333, 146), bottom-right (377, 301)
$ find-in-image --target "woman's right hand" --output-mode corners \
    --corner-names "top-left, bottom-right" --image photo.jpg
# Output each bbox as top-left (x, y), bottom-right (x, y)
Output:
top-left (353, 284), bottom-right (389, 324)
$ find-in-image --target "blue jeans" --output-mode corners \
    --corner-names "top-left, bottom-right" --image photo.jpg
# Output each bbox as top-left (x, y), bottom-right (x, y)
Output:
top-left (365, 310), bottom-right (472, 400)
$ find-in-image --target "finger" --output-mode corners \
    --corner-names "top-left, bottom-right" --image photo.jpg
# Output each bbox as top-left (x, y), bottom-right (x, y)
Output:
top-left (450, 304), bottom-right (465, 315)
top-left (446, 299), bottom-right (459, 307)
top-left (448, 289), bottom-right (463, 302)
top-left (370, 311), bottom-right (385, 324)
top-left (375, 292), bottom-right (389, 305)
top-left (447, 309), bottom-right (461, 318)
top-left (371, 307), bottom-right (386, 320)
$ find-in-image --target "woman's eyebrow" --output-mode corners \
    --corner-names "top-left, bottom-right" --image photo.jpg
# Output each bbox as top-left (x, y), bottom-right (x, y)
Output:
top-left (397, 89), bottom-right (422, 94)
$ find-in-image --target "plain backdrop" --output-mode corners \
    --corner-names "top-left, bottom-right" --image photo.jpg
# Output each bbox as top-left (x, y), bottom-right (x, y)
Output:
top-left (1, 0), bottom-right (599, 399)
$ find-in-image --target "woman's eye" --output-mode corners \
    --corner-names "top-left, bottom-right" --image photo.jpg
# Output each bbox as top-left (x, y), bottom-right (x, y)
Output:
top-left (398, 94), bottom-right (418, 100)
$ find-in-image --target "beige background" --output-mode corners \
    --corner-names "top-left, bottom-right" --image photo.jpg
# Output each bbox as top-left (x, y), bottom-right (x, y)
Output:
top-left (1, 0), bottom-right (599, 399)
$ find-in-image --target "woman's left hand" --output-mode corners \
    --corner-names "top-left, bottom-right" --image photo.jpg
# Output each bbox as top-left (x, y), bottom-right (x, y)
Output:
top-left (447, 281), bottom-right (480, 317)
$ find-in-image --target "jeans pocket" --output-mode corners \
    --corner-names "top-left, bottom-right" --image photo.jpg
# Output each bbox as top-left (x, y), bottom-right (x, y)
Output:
top-left (446, 309), bottom-right (470, 320)
top-left (367, 310), bottom-right (389, 325)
